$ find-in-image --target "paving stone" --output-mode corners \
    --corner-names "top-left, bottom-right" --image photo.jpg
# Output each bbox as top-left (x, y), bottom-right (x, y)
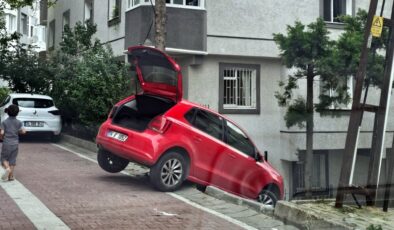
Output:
top-left (57, 140), bottom-right (300, 230)
top-left (0, 142), bottom-right (246, 230)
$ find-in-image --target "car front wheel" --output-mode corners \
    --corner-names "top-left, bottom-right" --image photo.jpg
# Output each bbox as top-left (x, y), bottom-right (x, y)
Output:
top-left (257, 190), bottom-right (278, 207)
top-left (150, 151), bottom-right (188, 192)
top-left (97, 148), bottom-right (129, 173)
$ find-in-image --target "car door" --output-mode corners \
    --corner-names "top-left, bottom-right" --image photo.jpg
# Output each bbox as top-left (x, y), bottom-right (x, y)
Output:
top-left (217, 120), bottom-right (262, 198)
top-left (184, 108), bottom-right (227, 184)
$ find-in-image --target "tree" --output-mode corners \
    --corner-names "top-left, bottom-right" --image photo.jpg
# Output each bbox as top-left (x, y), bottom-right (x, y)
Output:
top-left (273, 18), bottom-right (350, 198)
top-left (50, 21), bottom-right (131, 128)
top-left (274, 11), bottom-right (385, 198)
top-left (154, 0), bottom-right (166, 51)
top-left (0, 0), bottom-right (49, 93)
top-left (1, 43), bottom-right (53, 93)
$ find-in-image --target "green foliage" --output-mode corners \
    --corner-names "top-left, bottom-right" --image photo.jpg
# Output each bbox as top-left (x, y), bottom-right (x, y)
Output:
top-left (50, 21), bottom-right (131, 126)
top-left (273, 18), bottom-right (336, 127)
top-left (0, 87), bottom-right (10, 102)
top-left (273, 10), bottom-right (385, 127)
top-left (366, 224), bottom-right (383, 230)
top-left (284, 97), bottom-right (308, 128)
top-left (0, 43), bottom-right (53, 93)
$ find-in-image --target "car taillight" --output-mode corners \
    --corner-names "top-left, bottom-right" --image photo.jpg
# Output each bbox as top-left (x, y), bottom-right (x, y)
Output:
top-left (48, 110), bottom-right (60, 116)
top-left (109, 106), bottom-right (118, 118)
top-left (148, 116), bottom-right (171, 134)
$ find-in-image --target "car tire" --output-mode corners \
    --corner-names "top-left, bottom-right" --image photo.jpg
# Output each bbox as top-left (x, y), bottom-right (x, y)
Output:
top-left (257, 190), bottom-right (278, 207)
top-left (97, 148), bottom-right (129, 173)
top-left (196, 184), bottom-right (207, 192)
top-left (51, 134), bottom-right (61, 142)
top-left (150, 151), bottom-right (188, 192)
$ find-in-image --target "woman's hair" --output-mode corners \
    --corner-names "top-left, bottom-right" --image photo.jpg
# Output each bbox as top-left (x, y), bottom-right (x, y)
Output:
top-left (5, 104), bottom-right (20, 117)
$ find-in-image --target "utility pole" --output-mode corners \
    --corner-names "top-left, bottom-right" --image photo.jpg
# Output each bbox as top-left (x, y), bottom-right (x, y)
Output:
top-left (335, 0), bottom-right (394, 208)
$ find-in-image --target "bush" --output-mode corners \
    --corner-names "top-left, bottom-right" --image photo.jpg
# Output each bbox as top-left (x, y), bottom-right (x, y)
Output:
top-left (50, 21), bottom-right (132, 128)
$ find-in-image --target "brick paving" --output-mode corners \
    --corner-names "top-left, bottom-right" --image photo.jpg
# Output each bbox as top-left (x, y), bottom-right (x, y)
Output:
top-left (0, 142), bottom-right (245, 229)
top-left (0, 188), bottom-right (36, 230)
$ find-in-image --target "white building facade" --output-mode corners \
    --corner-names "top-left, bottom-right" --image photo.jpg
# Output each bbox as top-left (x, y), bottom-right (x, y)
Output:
top-left (44, 0), bottom-right (394, 200)
top-left (2, 0), bottom-right (46, 52)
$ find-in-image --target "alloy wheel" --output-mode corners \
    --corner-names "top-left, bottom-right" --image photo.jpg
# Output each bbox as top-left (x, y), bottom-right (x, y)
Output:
top-left (160, 158), bottom-right (183, 187)
top-left (258, 193), bottom-right (274, 206)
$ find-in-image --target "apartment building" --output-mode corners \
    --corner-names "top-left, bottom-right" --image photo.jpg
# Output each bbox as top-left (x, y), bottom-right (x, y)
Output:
top-left (43, 0), bottom-right (394, 200)
top-left (2, 0), bottom-right (46, 52)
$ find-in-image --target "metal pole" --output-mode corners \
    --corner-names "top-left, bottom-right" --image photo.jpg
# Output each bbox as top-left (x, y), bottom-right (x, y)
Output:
top-left (335, 0), bottom-right (379, 208)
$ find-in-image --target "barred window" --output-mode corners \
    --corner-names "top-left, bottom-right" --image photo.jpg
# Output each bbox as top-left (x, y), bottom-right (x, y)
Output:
top-left (219, 63), bottom-right (260, 114)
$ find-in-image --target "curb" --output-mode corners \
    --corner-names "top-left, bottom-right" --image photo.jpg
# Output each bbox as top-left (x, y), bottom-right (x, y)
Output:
top-left (205, 186), bottom-right (274, 215)
top-left (274, 201), bottom-right (351, 230)
top-left (59, 134), bottom-right (97, 153)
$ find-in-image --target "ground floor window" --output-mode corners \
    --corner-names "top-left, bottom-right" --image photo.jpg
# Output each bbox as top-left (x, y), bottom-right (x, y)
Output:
top-left (292, 151), bottom-right (330, 198)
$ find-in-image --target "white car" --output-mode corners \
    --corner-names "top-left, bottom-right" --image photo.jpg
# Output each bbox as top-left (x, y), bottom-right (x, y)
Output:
top-left (0, 93), bottom-right (62, 138)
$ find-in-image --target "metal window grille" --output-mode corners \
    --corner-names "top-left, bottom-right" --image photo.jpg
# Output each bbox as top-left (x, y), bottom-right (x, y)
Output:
top-left (223, 67), bottom-right (256, 109)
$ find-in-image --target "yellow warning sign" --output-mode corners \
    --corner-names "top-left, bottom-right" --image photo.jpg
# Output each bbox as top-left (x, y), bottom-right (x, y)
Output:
top-left (371, 16), bottom-right (383, 37)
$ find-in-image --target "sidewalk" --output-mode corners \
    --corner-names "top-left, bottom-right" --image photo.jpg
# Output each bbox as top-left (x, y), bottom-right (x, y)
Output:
top-left (61, 134), bottom-right (394, 230)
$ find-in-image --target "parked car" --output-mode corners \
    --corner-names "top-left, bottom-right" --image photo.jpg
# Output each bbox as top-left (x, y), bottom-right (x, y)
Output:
top-left (0, 93), bottom-right (62, 139)
top-left (96, 46), bottom-right (284, 206)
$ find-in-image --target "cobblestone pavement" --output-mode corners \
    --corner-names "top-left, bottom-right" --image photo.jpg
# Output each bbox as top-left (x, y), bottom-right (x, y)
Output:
top-left (0, 141), bottom-right (298, 229)
top-left (56, 141), bottom-right (298, 230)
top-left (0, 142), bottom-right (245, 229)
top-left (0, 188), bottom-right (35, 229)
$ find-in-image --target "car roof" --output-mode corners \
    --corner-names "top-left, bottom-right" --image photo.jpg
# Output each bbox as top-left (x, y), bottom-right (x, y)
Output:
top-left (9, 93), bottom-right (53, 100)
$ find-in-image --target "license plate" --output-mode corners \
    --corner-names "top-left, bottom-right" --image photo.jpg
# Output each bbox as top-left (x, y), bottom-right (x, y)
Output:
top-left (107, 130), bottom-right (128, 142)
top-left (24, 121), bottom-right (44, 127)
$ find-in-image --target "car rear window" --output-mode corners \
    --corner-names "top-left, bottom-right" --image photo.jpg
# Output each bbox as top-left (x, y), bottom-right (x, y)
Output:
top-left (12, 98), bottom-right (54, 108)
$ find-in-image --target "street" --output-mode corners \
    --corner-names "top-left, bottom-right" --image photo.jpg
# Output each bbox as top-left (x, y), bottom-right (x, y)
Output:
top-left (0, 141), bottom-right (295, 230)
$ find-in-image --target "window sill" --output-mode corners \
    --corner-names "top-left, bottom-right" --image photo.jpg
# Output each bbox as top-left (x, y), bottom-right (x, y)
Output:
top-left (108, 17), bottom-right (120, 27)
top-left (125, 4), bottom-right (205, 13)
top-left (324, 21), bottom-right (346, 29)
top-left (219, 108), bottom-right (260, 115)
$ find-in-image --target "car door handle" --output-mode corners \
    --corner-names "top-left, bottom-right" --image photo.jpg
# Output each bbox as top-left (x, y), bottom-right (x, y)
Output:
top-left (228, 154), bottom-right (236, 159)
top-left (193, 136), bottom-right (202, 143)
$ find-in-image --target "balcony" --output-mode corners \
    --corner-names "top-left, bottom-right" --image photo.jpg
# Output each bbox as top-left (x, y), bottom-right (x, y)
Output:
top-left (125, 5), bottom-right (206, 53)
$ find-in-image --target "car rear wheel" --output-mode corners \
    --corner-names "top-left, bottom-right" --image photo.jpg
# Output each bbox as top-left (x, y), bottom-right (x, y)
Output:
top-left (97, 148), bottom-right (129, 173)
top-left (257, 190), bottom-right (278, 207)
top-left (150, 151), bottom-right (188, 192)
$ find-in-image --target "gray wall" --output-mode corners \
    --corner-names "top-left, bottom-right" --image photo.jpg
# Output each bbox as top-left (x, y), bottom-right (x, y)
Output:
top-left (125, 6), bottom-right (206, 51)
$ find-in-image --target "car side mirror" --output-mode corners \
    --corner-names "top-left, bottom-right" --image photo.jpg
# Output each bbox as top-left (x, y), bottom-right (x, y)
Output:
top-left (264, 151), bottom-right (268, 161)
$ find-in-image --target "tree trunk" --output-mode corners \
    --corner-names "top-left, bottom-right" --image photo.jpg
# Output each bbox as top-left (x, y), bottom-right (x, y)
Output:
top-left (154, 0), bottom-right (166, 51)
top-left (304, 64), bottom-right (314, 198)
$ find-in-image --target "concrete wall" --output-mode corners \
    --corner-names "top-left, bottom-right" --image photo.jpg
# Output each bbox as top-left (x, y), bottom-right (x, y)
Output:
top-left (125, 6), bottom-right (206, 51)
top-left (205, 0), bottom-right (319, 58)
top-left (47, 0), bottom-right (125, 56)
top-left (183, 54), bottom-right (294, 196)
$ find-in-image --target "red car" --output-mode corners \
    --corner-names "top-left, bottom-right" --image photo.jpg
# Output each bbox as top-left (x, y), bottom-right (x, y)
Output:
top-left (96, 46), bottom-right (284, 206)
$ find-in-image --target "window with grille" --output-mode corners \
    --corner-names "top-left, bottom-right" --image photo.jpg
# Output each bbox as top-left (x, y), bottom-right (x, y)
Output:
top-left (323, 0), bottom-right (352, 23)
top-left (219, 63), bottom-right (260, 114)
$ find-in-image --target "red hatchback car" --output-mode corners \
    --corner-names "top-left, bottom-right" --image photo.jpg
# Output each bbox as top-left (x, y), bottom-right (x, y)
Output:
top-left (96, 46), bottom-right (284, 206)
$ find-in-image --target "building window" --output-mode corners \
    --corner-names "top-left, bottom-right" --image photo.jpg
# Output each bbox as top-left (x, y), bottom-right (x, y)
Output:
top-left (127, 0), bottom-right (204, 9)
top-left (48, 20), bottom-right (55, 49)
top-left (21, 13), bottom-right (29, 35)
top-left (323, 0), bottom-right (352, 23)
top-left (219, 63), bottom-right (260, 114)
top-left (6, 14), bottom-right (17, 32)
top-left (108, 0), bottom-right (121, 20)
top-left (292, 151), bottom-right (330, 198)
top-left (84, 0), bottom-right (94, 23)
top-left (62, 10), bottom-right (70, 31)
